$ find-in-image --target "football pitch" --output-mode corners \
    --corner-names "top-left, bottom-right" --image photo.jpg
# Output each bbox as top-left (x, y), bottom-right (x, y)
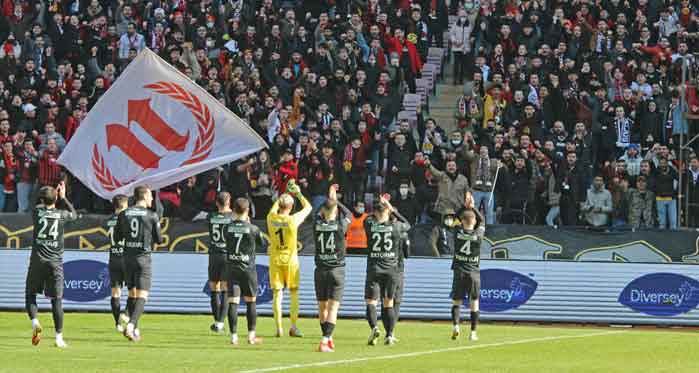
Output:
top-left (0, 312), bottom-right (695, 373)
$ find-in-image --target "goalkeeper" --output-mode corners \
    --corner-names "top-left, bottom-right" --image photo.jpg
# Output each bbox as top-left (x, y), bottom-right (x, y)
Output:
top-left (266, 180), bottom-right (312, 337)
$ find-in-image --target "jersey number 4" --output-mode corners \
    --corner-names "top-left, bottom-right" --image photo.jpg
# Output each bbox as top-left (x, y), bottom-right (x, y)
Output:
top-left (37, 217), bottom-right (58, 240)
top-left (317, 233), bottom-right (336, 254)
top-left (371, 232), bottom-right (393, 252)
top-left (459, 240), bottom-right (472, 255)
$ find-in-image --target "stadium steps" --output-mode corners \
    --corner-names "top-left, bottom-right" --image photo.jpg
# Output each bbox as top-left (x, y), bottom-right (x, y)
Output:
top-left (424, 57), bottom-right (462, 135)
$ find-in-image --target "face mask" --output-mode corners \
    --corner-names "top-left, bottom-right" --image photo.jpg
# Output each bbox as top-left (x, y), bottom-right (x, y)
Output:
top-left (451, 139), bottom-right (462, 146)
top-left (460, 17), bottom-right (467, 22)
top-left (356, 207), bottom-right (365, 214)
top-left (399, 188), bottom-right (409, 197)
top-left (206, 40), bottom-right (214, 47)
top-left (444, 218), bottom-right (454, 226)
top-left (207, 22), bottom-right (215, 28)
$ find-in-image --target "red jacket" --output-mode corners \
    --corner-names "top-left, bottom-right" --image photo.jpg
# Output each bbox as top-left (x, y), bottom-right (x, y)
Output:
top-left (384, 34), bottom-right (422, 74)
top-left (274, 160), bottom-right (298, 193)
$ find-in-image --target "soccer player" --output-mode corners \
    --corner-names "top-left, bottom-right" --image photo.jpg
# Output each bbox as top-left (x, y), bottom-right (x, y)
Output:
top-left (266, 179), bottom-right (312, 338)
top-left (105, 194), bottom-right (129, 332)
top-left (25, 182), bottom-right (77, 348)
top-left (364, 194), bottom-right (411, 346)
top-left (207, 192), bottom-right (234, 333)
top-left (313, 185), bottom-right (351, 352)
top-left (224, 198), bottom-right (265, 345)
top-left (450, 209), bottom-right (485, 341)
top-left (115, 186), bottom-right (164, 342)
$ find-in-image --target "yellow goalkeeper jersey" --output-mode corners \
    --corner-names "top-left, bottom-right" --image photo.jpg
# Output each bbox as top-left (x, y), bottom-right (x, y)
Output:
top-left (266, 195), bottom-right (312, 266)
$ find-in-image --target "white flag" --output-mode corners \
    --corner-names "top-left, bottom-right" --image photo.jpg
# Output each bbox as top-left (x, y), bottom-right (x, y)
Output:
top-left (58, 49), bottom-right (267, 200)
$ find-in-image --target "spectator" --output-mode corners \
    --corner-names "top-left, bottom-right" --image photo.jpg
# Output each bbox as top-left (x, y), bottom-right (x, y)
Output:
top-left (118, 22), bottom-right (145, 62)
top-left (425, 158), bottom-right (469, 221)
top-left (471, 146), bottom-right (498, 224)
top-left (628, 175), bottom-right (656, 229)
top-left (582, 176), bottom-right (613, 228)
top-left (0, 140), bottom-right (18, 211)
top-left (541, 162), bottom-right (561, 227)
top-left (619, 144), bottom-right (642, 178)
top-left (450, 9), bottom-right (474, 85)
top-left (651, 157), bottom-right (679, 230)
top-left (686, 157), bottom-right (699, 227)
top-left (394, 182), bottom-right (419, 225)
top-left (558, 152), bottom-right (586, 226)
top-left (38, 122), bottom-right (66, 152)
top-left (37, 138), bottom-right (62, 189)
top-left (503, 156), bottom-right (533, 224)
top-left (15, 137), bottom-right (38, 213)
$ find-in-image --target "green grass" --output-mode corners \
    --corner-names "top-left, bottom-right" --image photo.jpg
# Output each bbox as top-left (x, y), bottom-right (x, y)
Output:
top-left (0, 311), bottom-right (696, 372)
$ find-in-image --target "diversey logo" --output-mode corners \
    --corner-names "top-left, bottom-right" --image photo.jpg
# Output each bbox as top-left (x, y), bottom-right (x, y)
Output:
top-left (618, 273), bottom-right (699, 316)
top-left (479, 269), bottom-right (538, 312)
top-left (202, 264), bottom-right (273, 304)
top-left (63, 260), bottom-right (111, 302)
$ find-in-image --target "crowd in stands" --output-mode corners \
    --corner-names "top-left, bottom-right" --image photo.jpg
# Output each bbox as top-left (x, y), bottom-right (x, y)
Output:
top-left (1, 0), bottom-right (699, 231)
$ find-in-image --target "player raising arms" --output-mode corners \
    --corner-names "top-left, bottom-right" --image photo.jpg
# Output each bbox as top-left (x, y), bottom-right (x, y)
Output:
top-left (115, 186), bottom-right (163, 342)
top-left (450, 207), bottom-right (485, 341)
top-left (207, 192), bottom-right (234, 333)
top-left (364, 194), bottom-right (411, 346)
top-left (313, 185), bottom-right (351, 352)
top-left (267, 179), bottom-right (312, 338)
top-left (105, 194), bottom-right (129, 332)
top-left (26, 182), bottom-right (77, 348)
top-left (224, 198), bottom-right (265, 346)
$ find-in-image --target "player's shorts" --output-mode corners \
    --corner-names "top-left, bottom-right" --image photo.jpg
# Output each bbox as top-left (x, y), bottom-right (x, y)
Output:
top-left (451, 270), bottom-right (480, 301)
top-left (108, 256), bottom-right (127, 288)
top-left (269, 263), bottom-right (300, 290)
top-left (208, 253), bottom-right (227, 282)
top-left (364, 270), bottom-right (399, 300)
top-left (314, 266), bottom-right (345, 302)
top-left (228, 268), bottom-right (258, 298)
top-left (125, 254), bottom-right (152, 291)
top-left (25, 257), bottom-right (64, 298)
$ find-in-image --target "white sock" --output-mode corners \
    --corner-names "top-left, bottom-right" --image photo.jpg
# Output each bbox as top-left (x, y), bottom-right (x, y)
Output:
top-left (216, 322), bottom-right (224, 329)
top-left (248, 331), bottom-right (256, 340)
top-left (126, 323), bottom-right (134, 332)
top-left (55, 333), bottom-right (63, 340)
top-left (322, 336), bottom-right (329, 344)
top-left (31, 318), bottom-right (40, 328)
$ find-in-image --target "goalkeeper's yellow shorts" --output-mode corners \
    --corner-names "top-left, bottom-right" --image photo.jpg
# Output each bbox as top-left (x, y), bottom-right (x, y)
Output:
top-left (269, 263), bottom-right (300, 290)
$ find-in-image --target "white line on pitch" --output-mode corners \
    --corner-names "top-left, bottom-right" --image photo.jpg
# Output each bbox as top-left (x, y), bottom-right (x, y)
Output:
top-left (239, 330), bottom-right (624, 373)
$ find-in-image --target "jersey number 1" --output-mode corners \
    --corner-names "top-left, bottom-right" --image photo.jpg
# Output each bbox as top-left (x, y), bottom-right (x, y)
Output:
top-left (275, 228), bottom-right (284, 246)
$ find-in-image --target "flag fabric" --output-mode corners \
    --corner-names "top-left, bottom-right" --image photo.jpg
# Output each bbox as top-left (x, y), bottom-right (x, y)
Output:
top-left (58, 48), bottom-right (267, 200)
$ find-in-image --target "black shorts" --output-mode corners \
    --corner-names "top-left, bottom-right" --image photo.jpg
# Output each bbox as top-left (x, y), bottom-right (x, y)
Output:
top-left (125, 255), bottom-right (152, 291)
top-left (314, 266), bottom-right (345, 302)
top-left (208, 253), bottom-right (227, 282)
top-left (228, 268), bottom-right (258, 298)
top-left (109, 256), bottom-right (127, 288)
top-left (26, 258), bottom-right (63, 298)
top-left (451, 270), bottom-right (480, 301)
top-left (364, 270), bottom-right (399, 300)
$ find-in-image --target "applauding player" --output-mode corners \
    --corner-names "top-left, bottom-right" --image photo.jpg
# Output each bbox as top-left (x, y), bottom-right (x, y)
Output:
top-left (115, 186), bottom-right (164, 342)
top-left (105, 194), bottom-right (129, 332)
top-left (364, 194), bottom-right (411, 346)
top-left (224, 198), bottom-right (265, 346)
top-left (25, 182), bottom-right (77, 348)
top-left (313, 185), bottom-right (351, 352)
top-left (207, 192), bottom-right (234, 333)
top-left (450, 208), bottom-right (485, 341)
top-left (266, 179), bottom-right (312, 337)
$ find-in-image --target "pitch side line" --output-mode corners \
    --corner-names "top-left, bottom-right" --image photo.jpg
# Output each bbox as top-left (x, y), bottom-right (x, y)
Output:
top-left (240, 330), bottom-right (624, 373)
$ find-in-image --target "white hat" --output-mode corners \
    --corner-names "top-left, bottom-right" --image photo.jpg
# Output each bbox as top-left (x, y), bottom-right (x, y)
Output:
top-left (22, 103), bottom-right (37, 113)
